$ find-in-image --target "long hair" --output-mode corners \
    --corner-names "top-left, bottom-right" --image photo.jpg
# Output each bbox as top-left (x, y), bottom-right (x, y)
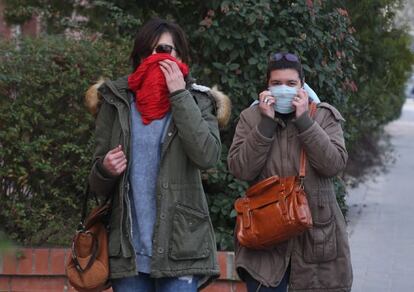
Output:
top-left (130, 18), bottom-right (190, 71)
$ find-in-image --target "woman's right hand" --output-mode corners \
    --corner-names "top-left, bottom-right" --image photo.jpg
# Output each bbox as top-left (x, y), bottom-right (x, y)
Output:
top-left (258, 90), bottom-right (276, 119)
top-left (102, 145), bottom-right (127, 176)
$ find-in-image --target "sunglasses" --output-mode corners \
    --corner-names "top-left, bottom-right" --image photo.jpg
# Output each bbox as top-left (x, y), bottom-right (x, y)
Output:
top-left (155, 44), bottom-right (177, 54)
top-left (270, 52), bottom-right (300, 63)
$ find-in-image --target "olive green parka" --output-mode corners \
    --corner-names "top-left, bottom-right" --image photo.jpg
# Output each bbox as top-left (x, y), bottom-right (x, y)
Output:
top-left (85, 76), bottom-right (231, 288)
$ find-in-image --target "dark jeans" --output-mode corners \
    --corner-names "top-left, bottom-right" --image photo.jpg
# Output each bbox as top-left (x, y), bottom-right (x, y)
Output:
top-left (245, 270), bottom-right (289, 292)
top-left (112, 273), bottom-right (198, 292)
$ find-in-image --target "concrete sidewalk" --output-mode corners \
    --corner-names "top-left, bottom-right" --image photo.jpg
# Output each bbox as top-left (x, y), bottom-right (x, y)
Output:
top-left (347, 98), bottom-right (414, 291)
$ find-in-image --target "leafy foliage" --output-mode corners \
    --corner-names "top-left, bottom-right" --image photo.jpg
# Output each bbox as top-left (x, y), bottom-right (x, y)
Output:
top-left (0, 37), bottom-right (129, 245)
top-left (337, 0), bottom-right (414, 152)
top-left (1, 0), bottom-right (413, 250)
top-left (187, 0), bottom-right (358, 250)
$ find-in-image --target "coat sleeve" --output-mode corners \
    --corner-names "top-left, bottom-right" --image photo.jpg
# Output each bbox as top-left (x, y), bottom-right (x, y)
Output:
top-left (227, 110), bottom-right (274, 181)
top-left (169, 89), bottom-right (221, 170)
top-left (296, 104), bottom-right (348, 177)
top-left (88, 100), bottom-right (119, 197)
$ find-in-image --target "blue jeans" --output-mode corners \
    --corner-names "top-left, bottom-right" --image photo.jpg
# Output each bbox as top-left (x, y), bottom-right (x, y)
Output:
top-left (111, 273), bottom-right (198, 292)
top-left (245, 270), bottom-right (289, 292)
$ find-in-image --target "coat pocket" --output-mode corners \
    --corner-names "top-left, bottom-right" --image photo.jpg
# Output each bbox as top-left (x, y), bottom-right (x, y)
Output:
top-left (303, 215), bottom-right (337, 263)
top-left (169, 203), bottom-right (210, 260)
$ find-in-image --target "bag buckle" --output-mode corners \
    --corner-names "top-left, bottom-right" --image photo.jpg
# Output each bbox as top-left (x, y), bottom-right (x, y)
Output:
top-left (299, 176), bottom-right (305, 189)
top-left (77, 221), bottom-right (86, 232)
top-left (242, 201), bottom-right (251, 228)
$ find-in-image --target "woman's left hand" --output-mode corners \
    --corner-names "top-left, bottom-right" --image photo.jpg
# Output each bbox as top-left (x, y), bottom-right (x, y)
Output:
top-left (159, 59), bottom-right (186, 93)
top-left (292, 88), bottom-right (309, 118)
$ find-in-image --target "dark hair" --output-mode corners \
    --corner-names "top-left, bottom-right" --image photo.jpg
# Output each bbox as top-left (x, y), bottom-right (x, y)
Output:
top-left (266, 55), bottom-right (305, 86)
top-left (130, 18), bottom-right (190, 71)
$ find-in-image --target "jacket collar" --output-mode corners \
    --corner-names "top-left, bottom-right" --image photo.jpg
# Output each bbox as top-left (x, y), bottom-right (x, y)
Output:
top-left (85, 76), bottom-right (232, 129)
top-left (99, 76), bottom-right (130, 105)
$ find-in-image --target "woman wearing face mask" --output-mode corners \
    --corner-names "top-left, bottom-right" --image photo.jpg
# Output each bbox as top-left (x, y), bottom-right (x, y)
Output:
top-left (85, 18), bottom-right (231, 291)
top-left (227, 53), bottom-right (352, 292)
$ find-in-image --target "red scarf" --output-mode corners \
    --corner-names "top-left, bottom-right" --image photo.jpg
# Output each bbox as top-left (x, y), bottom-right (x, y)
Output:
top-left (128, 53), bottom-right (189, 125)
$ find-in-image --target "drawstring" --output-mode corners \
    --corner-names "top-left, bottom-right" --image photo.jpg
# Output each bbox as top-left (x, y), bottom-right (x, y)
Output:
top-left (255, 283), bottom-right (262, 292)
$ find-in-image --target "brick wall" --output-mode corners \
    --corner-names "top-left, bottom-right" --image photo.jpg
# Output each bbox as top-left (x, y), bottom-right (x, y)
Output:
top-left (20, 15), bottom-right (41, 37)
top-left (0, 249), bottom-right (246, 292)
top-left (0, 0), bottom-right (41, 40)
top-left (0, 0), bottom-right (11, 39)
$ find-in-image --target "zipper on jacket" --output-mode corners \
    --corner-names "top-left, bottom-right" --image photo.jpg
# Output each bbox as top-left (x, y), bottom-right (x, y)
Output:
top-left (124, 100), bottom-right (138, 274)
top-left (124, 181), bottom-right (133, 237)
top-left (277, 130), bottom-right (284, 177)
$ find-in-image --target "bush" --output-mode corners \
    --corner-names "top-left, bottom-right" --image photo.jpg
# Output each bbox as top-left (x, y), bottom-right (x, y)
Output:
top-left (339, 0), bottom-right (414, 153)
top-left (2, 0), bottom-right (412, 250)
top-left (0, 2), bottom-right (358, 249)
top-left (189, 1), bottom-right (357, 250)
top-left (0, 37), bottom-right (130, 245)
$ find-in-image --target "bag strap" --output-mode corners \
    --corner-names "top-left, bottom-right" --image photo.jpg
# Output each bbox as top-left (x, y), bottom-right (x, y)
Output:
top-left (299, 102), bottom-right (318, 179)
top-left (78, 184), bottom-right (111, 231)
top-left (72, 184), bottom-right (112, 273)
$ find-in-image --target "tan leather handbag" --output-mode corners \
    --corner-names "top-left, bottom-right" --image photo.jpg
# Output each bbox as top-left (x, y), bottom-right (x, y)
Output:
top-left (66, 187), bottom-right (111, 292)
top-left (234, 103), bottom-right (316, 249)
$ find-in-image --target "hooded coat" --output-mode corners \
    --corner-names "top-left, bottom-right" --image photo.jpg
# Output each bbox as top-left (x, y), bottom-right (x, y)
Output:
top-left (85, 76), bottom-right (231, 288)
top-left (228, 103), bottom-right (353, 292)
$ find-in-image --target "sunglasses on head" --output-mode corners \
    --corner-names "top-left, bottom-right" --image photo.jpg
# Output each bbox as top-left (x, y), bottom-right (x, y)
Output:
top-left (155, 44), bottom-right (177, 54)
top-left (270, 52), bottom-right (300, 63)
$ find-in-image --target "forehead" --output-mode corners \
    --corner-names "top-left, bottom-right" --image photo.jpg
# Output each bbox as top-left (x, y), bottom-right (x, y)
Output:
top-left (269, 69), bottom-right (300, 81)
top-left (155, 32), bottom-right (174, 46)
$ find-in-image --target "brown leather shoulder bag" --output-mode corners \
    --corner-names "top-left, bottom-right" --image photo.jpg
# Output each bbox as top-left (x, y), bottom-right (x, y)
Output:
top-left (234, 103), bottom-right (317, 249)
top-left (66, 186), bottom-right (111, 292)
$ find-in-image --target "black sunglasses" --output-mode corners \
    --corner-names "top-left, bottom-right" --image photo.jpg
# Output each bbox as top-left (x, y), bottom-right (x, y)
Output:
top-left (270, 52), bottom-right (300, 63)
top-left (155, 44), bottom-right (177, 54)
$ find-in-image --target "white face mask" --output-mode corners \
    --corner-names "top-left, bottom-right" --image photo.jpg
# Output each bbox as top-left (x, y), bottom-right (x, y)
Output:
top-left (269, 85), bottom-right (298, 113)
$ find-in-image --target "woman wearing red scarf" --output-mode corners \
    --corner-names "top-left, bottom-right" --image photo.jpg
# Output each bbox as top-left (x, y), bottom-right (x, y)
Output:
top-left (85, 18), bottom-right (231, 291)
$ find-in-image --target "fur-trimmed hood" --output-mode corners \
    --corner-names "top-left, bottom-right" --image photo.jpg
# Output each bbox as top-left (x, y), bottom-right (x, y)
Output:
top-left (85, 79), bottom-right (231, 129)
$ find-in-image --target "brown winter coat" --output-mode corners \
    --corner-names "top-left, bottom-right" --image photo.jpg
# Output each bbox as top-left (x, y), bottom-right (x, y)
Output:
top-left (228, 103), bottom-right (353, 292)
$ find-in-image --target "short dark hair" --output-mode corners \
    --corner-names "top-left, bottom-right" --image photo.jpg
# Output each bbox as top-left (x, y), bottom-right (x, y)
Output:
top-left (130, 18), bottom-right (190, 71)
top-left (266, 55), bottom-right (305, 86)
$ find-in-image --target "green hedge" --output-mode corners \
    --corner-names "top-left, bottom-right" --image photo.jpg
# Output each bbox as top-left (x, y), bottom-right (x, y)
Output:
top-left (0, 4), bottom-right (356, 249)
top-left (1, 0), bottom-right (412, 250)
top-left (0, 37), bottom-right (130, 245)
top-left (340, 0), bottom-right (414, 152)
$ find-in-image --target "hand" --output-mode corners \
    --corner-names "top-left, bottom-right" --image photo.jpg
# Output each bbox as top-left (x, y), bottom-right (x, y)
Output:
top-left (292, 88), bottom-right (309, 118)
top-left (258, 90), bottom-right (276, 119)
top-left (102, 145), bottom-right (127, 176)
top-left (159, 59), bottom-right (186, 93)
